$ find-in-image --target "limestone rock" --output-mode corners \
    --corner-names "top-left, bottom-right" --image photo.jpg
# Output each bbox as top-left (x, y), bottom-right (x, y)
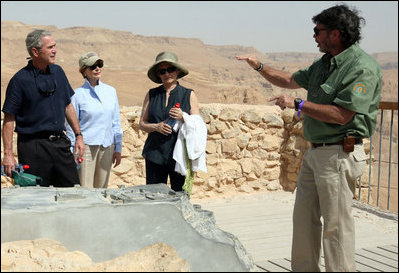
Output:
top-left (1, 239), bottom-right (190, 272)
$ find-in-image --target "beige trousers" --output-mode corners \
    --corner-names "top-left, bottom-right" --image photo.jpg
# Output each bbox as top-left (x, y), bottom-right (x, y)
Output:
top-left (78, 144), bottom-right (114, 188)
top-left (291, 144), bottom-right (367, 272)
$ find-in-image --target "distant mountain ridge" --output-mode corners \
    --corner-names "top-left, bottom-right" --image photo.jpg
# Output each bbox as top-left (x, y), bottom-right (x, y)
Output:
top-left (1, 21), bottom-right (397, 107)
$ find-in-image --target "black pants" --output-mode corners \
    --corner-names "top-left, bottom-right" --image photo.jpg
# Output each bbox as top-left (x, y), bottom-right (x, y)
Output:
top-left (17, 133), bottom-right (79, 187)
top-left (145, 159), bottom-right (185, 192)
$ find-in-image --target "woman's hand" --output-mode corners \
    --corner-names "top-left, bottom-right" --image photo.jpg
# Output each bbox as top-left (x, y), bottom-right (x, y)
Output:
top-left (169, 106), bottom-right (183, 122)
top-left (112, 152), bottom-right (121, 168)
top-left (157, 122), bottom-right (173, 135)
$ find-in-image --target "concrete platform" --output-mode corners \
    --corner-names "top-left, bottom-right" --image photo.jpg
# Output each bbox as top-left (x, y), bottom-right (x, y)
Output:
top-left (193, 191), bottom-right (398, 272)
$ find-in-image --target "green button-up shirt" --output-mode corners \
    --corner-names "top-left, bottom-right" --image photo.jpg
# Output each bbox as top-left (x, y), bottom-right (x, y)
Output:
top-left (293, 44), bottom-right (382, 143)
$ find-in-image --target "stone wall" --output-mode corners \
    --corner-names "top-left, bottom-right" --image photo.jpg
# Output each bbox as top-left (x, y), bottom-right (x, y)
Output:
top-left (108, 104), bottom-right (310, 199)
top-left (1, 104), bottom-right (372, 200)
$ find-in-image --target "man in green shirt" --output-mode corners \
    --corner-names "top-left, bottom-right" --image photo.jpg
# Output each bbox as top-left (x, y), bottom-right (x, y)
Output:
top-left (236, 4), bottom-right (382, 272)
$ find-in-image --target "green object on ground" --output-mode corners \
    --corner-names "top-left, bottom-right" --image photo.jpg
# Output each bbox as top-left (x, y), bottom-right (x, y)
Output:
top-left (12, 170), bottom-right (43, 186)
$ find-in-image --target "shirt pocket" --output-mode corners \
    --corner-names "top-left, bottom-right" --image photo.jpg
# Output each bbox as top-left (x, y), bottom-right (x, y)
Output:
top-left (316, 83), bottom-right (337, 104)
top-left (320, 83), bottom-right (335, 95)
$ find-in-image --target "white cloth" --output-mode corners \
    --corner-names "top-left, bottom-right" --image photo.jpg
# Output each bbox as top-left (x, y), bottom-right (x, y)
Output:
top-left (173, 113), bottom-right (207, 175)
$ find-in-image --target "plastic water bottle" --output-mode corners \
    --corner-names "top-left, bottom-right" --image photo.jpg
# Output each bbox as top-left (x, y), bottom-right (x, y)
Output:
top-left (165, 103), bottom-right (180, 128)
top-left (75, 157), bottom-right (83, 170)
top-left (1, 164), bottom-right (29, 176)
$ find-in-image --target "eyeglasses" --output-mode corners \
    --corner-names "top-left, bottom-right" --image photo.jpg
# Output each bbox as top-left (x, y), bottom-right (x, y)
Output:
top-left (89, 60), bottom-right (104, 70)
top-left (313, 27), bottom-right (328, 36)
top-left (157, 66), bottom-right (177, 75)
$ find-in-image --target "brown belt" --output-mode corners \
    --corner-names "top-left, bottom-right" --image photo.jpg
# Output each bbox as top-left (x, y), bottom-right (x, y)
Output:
top-left (311, 138), bottom-right (363, 148)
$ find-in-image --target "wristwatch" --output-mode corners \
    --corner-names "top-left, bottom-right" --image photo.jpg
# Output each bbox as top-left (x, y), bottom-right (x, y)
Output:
top-left (254, 62), bottom-right (263, 71)
top-left (75, 131), bottom-right (83, 137)
top-left (294, 98), bottom-right (303, 111)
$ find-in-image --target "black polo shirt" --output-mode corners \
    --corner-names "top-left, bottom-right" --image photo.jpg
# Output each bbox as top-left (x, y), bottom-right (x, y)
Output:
top-left (142, 83), bottom-right (192, 165)
top-left (2, 61), bottom-right (74, 134)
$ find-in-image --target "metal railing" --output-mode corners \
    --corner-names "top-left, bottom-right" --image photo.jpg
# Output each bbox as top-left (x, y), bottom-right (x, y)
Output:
top-left (357, 101), bottom-right (398, 213)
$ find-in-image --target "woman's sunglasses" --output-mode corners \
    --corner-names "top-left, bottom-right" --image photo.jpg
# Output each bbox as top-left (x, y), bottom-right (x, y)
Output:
top-left (157, 66), bottom-right (177, 75)
top-left (89, 60), bottom-right (104, 70)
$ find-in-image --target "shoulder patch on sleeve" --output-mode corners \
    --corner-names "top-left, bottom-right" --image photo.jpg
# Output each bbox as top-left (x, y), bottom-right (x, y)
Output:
top-left (353, 83), bottom-right (366, 96)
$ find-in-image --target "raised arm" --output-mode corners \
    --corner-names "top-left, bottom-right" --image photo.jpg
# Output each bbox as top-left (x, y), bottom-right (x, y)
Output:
top-left (236, 54), bottom-right (301, 89)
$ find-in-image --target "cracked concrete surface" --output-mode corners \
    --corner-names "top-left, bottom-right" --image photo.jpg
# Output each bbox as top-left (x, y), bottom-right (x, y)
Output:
top-left (1, 184), bottom-right (255, 272)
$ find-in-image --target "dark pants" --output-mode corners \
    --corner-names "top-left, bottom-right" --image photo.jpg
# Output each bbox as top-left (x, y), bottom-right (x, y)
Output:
top-left (145, 159), bottom-right (185, 192)
top-left (17, 132), bottom-right (79, 187)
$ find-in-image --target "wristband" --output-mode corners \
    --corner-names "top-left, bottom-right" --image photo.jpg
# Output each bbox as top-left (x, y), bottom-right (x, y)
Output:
top-left (254, 62), bottom-right (263, 71)
top-left (297, 100), bottom-right (305, 117)
top-left (75, 132), bottom-right (83, 137)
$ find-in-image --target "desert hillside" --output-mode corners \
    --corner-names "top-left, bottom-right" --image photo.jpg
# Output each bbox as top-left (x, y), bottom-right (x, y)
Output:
top-left (1, 21), bottom-right (397, 107)
top-left (1, 21), bottom-right (398, 213)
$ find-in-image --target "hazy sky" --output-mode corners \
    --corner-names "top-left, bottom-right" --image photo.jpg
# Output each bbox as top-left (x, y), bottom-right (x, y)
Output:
top-left (1, 1), bottom-right (397, 54)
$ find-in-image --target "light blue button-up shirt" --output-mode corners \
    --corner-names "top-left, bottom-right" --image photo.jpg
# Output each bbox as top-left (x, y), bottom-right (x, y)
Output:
top-left (66, 79), bottom-right (123, 153)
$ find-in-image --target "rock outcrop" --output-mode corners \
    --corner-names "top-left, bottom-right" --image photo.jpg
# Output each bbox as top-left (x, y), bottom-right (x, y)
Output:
top-left (1, 239), bottom-right (190, 272)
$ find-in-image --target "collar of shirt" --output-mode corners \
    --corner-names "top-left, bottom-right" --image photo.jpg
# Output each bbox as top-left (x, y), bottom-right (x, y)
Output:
top-left (320, 44), bottom-right (361, 75)
top-left (161, 81), bottom-right (180, 92)
top-left (28, 60), bottom-right (55, 76)
top-left (82, 78), bottom-right (104, 101)
top-left (83, 78), bottom-right (102, 90)
top-left (327, 43), bottom-right (361, 68)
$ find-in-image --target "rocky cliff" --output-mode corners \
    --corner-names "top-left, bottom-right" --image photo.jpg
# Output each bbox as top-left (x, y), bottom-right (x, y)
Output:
top-left (1, 21), bottom-right (397, 108)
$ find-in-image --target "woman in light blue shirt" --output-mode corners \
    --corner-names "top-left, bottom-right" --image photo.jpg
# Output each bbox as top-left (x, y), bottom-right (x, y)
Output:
top-left (66, 52), bottom-right (123, 188)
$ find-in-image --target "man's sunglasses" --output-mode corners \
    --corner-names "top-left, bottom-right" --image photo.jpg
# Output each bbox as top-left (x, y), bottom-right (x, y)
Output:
top-left (89, 60), bottom-right (104, 70)
top-left (157, 66), bottom-right (177, 75)
top-left (35, 74), bottom-right (57, 97)
top-left (313, 27), bottom-right (328, 36)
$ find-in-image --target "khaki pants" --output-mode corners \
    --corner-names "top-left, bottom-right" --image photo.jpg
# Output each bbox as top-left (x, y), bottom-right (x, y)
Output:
top-left (291, 144), bottom-right (367, 272)
top-left (78, 144), bottom-right (114, 188)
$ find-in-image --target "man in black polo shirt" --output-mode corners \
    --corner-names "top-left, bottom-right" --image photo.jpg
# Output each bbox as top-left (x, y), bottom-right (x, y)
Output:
top-left (2, 29), bottom-right (85, 187)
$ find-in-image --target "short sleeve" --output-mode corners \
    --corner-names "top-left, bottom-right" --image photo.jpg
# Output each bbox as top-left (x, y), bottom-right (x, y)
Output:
top-left (293, 66), bottom-right (312, 90)
top-left (2, 77), bottom-right (22, 115)
top-left (333, 67), bottom-right (381, 114)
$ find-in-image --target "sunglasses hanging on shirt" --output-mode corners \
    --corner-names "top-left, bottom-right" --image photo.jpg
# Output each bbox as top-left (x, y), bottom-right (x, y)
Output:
top-left (35, 72), bottom-right (57, 97)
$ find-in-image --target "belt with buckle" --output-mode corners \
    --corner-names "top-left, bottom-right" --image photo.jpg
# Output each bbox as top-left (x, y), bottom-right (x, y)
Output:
top-left (48, 134), bottom-right (61, 141)
top-left (20, 131), bottom-right (64, 141)
top-left (311, 138), bottom-right (363, 148)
